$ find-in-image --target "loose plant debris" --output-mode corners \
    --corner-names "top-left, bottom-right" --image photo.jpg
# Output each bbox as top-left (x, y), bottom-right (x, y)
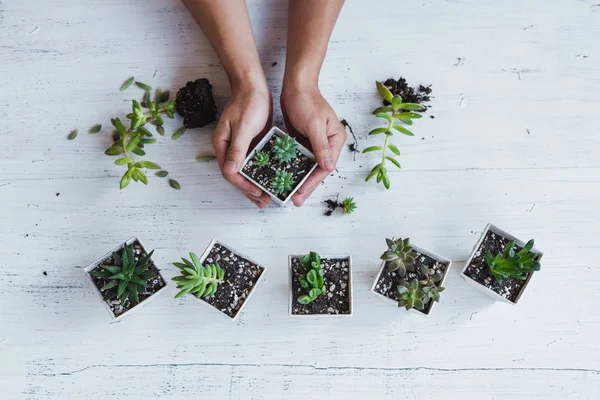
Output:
top-left (183, 242), bottom-right (264, 319)
top-left (373, 238), bottom-right (449, 315)
top-left (291, 254), bottom-right (351, 315)
top-left (324, 195), bottom-right (357, 216)
top-left (195, 155), bottom-right (216, 162)
top-left (135, 81), bottom-right (152, 91)
top-left (363, 82), bottom-right (426, 189)
top-left (120, 77), bottom-right (134, 92)
top-left (241, 131), bottom-right (317, 202)
top-left (87, 240), bottom-right (166, 317)
top-left (175, 78), bottom-right (217, 129)
top-left (382, 77), bottom-right (432, 110)
top-left (172, 127), bottom-right (187, 141)
top-left (463, 230), bottom-right (541, 302)
top-left (67, 129), bottom-right (78, 140)
top-left (169, 179), bottom-right (181, 190)
top-left (88, 124), bottom-right (102, 134)
top-left (341, 119), bottom-right (359, 161)
top-left (155, 170), bottom-right (168, 177)
top-left (172, 253), bottom-right (224, 298)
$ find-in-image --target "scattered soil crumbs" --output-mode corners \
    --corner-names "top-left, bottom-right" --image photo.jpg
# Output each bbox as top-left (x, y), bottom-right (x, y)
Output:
top-left (242, 134), bottom-right (316, 201)
top-left (374, 249), bottom-right (449, 315)
top-left (89, 240), bottom-right (165, 317)
top-left (382, 77), bottom-right (432, 111)
top-left (463, 230), bottom-right (538, 303)
top-left (291, 257), bottom-right (351, 315)
top-left (201, 243), bottom-right (264, 318)
top-left (175, 78), bottom-right (217, 129)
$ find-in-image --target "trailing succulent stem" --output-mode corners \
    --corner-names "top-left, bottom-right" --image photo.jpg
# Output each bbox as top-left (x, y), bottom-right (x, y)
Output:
top-left (364, 81), bottom-right (425, 189)
top-left (297, 252), bottom-right (326, 304)
top-left (271, 170), bottom-right (294, 194)
top-left (89, 242), bottom-right (158, 306)
top-left (381, 237), bottom-right (416, 276)
top-left (397, 265), bottom-right (445, 310)
top-left (254, 151), bottom-right (270, 167)
top-left (172, 252), bottom-right (224, 298)
top-left (485, 239), bottom-right (540, 283)
top-left (273, 135), bottom-right (298, 163)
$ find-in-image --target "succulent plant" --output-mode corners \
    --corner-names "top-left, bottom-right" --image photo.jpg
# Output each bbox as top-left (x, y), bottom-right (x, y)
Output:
top-left (485, 239), bottom-right (540, 283)
top-left (89, 242), bottom-right (158, 305)
top-left (272, 135), bottom-right (298, 163)
top-left (380, 237), bottom-right (416, 276)
top-left (396, 278), bottom-right (427, 310)
top-left (341, 197), bottom-right (357, 214)
top-left (297, 252), bottom-right (326, 304)
top-left (364, 81), bottom-right (425, 189)
top-left (418, 264), bottom-right (445, 304)
top-left (254, 151), bottom-right (270, 167)
top-left (271, 170), bottom-right (294, 194)
top-left (172, 253), bottom-right (224, 298)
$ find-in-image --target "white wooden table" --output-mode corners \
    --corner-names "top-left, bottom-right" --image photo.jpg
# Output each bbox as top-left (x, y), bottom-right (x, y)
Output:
top-left (1, 0), bottom-right (599, 398)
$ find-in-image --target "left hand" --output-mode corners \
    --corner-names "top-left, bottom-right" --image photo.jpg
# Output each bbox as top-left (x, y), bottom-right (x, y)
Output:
top-left (280, 84), bottom-right (346, 206)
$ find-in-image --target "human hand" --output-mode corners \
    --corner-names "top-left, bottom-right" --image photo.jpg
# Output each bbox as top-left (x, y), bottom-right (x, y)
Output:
top-left (280, 84), bottom-right (346, 206)
top-left (212, 84), bottom-right (273, 208)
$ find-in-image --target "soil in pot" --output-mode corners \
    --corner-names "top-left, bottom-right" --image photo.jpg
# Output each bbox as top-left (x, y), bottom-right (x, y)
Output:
top-left (175, 78), bottom-right (217, 129)
top-left (89, 240), bottom-right (166, 317)
top-left (242, 135), bottom-right (316, 201)
top-left (382, 77), bottom-right (432, 111)
top-left (373, 250), bottom-right (448, 315)
top-left (291, 257), bottom-right (351, 315)
top-left (463, 230), bottom-right (538, 303)
top-left (202, 243), bottom-right (264, 318)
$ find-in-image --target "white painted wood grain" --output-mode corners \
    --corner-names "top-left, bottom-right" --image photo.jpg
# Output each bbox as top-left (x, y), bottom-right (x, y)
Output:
top-left (1, 0), bottom-right (599, 399)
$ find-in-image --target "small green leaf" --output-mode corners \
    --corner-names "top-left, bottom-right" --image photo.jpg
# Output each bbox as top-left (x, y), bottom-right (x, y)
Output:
top-left (365, 164), bottom-right (381, 181)
top-left (126, 135), bottom-right (141, 152)
top-left (120, 171), bottom-right (131, 189)
top-left (111, 118), bottom-right (128, 136)
top-left (386, 156), bottom-right (401, 169)
top-left (362, 146), bottom-right (383, 153)
top-left (115, 157), bottom-right (129, 165)
top-left (120, 77), bottom-right (134, 92)
top-left (372, 106), bottom-right (393, 114)
top-left (392, 96), bottom-right (402, 112)
top-left (104, 145), bottom-right (123, 156)
top-left (67, 129), bottom-right (78, 140)
top-left (155, 170), bottom-right (169, 177)
top-left (375, 113), bottom-right (393, 122)
top-left (140, 138), bottom-right (157, 144)
top-left (398, 103), bottom-right (425, 111)
top-left (135, 81), bottom-right (152, 91)
top-left (368, 127), bottom-right (388, 136)
top-left (196, 155), bottom-right (216, 162)
top-left (135, 161), bottom-right (161, 169)
top-left (169, 179), bottom-right (181, 190)
top-left (172, 127), bottom-right (187, 141)
top-left (396, 115), bottom-right (413, 125)
top-left (159, 90), bottom-right (170, 103)
top-left (88, 124), bottom-right (102, 134)
top-left (392, 125), bottom-right (414, 136)
top-left (136, 169), bottom-right (148, 185)
top-left (376, 81), bottom-right (393, 103)
top-left (156, 126), bottom-right (165, 136)
top-left (400, 112), bottom-right (423, 119)
top-left (388, 143), bottom-right (400, 155)
top-left (131, 147), bottom-right (145, 156)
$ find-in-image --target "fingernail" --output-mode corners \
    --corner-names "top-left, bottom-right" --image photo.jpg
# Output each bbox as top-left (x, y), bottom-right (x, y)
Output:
top-left (225, 161), bottom-right (237, 174)
top-left (323, 158), bottom-right (335, 171)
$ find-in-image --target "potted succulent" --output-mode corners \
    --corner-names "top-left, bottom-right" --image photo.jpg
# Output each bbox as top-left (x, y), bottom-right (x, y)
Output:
top-left (84, 237), bottom-right (167, 320)
top-left (371, 238), bottom-right (451, 316)
top-left (172, 239), bottom-right (266, 321)
top-left (461, 224), bottom-right (542, 304)
top-left (289, 252), bottom-right (353, 316)
top-left (240, 127), bottom-right (318, 205)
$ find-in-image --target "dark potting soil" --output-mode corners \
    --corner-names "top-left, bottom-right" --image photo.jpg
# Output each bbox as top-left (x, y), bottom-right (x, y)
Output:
top-left (175, 78), bottom-right (217, 129)
top-left (241, 134), bottom-right (316, 201)
top-left (463, 230), bottom-right (538, 303)
top-left (382, 77), bottom-right (432, 110)
top-left (201, 243), bottom-right (264, 318)
top-left (290, 257), bottom-right (351, 315)
top-left (89, 240), bottom-right (166, 317)
top-left (373, 249), bottom-right (448, 315)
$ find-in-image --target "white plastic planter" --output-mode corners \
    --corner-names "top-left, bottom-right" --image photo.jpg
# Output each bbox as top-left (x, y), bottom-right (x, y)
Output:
top-left (461, 223), bottom-right (543, 304)
top-left (193, 239), bottom-right (266, 322)
top-left (239, 127), bottom-right (318, 206)
top-left (288, 254), bottom-right (353, 317)
top-left (370, 243), bottom-right (452, 316)
top-left (84, 237), bottom-right (168, 321)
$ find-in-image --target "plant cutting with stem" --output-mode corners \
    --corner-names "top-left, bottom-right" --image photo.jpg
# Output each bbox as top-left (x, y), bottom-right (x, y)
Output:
top-left (297, 252), bottom-right (326, 304)
top-left (485, 239), bottom-right (540, 283)
top-left (364, 81), bottom-right (426, 189)
top-left (172, 253), bottom-right (225, 298)
top-left (324, 196), bottom-right (357, 216)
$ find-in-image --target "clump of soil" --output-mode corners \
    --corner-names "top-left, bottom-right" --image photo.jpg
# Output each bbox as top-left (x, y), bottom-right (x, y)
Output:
top-left (175, 78), bottom-right (217, 129)
top-left (201, 243), bottom-right (264, 318)
top-left (382, 77), bottom-right (432, 110)
top-left (291, 257), bottom-right (351, 315)
top-left (373, 249), bottom-right (448, 315)
top-left (241, 134), bottom-right (316, 201)
top-left (89, 240), bottom-right (166, 317)
top-left (463, 230), bottom-right (538, 303)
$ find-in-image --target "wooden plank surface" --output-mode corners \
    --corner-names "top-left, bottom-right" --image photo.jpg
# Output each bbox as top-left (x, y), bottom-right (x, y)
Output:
top-left (1, 0), bottom-right (599, 398)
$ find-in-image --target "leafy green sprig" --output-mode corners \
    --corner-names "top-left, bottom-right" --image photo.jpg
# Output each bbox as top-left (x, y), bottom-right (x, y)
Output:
top-left (271, 170), bottom-right (294, 194)
top-left (298, 252), bottom-right (326, 304)
top-left (364, 81), bottom-right (425, 189)
top-left (485, 239), bottom-right (540, 283)
top-left (172, 252), bottom-right (225, 298)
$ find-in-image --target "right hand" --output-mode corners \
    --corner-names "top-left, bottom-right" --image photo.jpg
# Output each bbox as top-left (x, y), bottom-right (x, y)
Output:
top-left (211, 83), bottom-right (273, 208)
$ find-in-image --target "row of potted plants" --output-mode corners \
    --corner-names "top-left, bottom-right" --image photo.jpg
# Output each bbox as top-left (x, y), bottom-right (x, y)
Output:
top-left (84, 224), bottom-right (542, 321)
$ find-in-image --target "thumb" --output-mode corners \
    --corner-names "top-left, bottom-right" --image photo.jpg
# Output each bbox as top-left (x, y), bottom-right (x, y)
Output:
top-left (306, 125), bottom-right (335, 172)
top-left (223, 128), bottom-right (253, 175)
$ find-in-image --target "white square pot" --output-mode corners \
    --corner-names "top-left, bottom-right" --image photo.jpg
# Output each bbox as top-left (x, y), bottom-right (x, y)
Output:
top-left (84, 237), bottom-right (168, 321)
top-left (239, 127), bottom-right (318, 206)
top-left (461, 223), bottom-right (543, 304)
top-left (192, 238), bottom-right (267, 322)
top-left (288, 254), bottom-right (353, 317)
top-left (370, 243), bottom-right (452, 316)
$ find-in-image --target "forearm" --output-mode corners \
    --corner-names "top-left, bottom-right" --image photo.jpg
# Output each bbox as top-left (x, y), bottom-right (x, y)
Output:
top-left (284, 0), bottom-right (344, 89)
top-left (182, 0), bottom-right (266, 91)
